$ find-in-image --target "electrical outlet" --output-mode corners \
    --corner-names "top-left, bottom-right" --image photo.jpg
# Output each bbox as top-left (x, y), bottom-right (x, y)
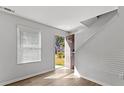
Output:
top-left (119, 73), bottom-right (124, 80)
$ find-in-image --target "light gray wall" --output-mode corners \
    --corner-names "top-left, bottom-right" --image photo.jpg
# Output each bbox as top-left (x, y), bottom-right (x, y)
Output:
top-left (74, 7), bottom-right (124, 86)
top-left (0, 10), bottom-right (67, 85)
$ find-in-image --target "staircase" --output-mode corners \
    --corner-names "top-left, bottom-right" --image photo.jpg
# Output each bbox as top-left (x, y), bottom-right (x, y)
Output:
top-left (71, 9), bottom-right (118, 52)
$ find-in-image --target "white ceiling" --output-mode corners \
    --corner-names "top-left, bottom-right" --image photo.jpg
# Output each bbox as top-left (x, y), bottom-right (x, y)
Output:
top-left (8, 6), bottom-right (118, 32)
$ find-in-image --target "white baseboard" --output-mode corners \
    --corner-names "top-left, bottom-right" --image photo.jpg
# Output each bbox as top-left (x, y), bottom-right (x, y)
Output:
top-left (0, 69), bottom-right (54, 86)
top-left (74, 69), bottom-right (109, 86)
top-left (79, 74), bottom-right (110, 86)
top-left (0, 68), bottom-right (109, 86)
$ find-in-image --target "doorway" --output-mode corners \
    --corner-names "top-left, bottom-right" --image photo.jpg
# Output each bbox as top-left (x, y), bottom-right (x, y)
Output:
top-left (55, 35), bottom-right (65, 69)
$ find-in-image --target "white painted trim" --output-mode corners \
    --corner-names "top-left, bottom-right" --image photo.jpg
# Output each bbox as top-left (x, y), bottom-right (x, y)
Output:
top-left (0, 69), bottom-right (54, 86)
top-left (79, 74), bottom-right (110, 86)
top-left (74, 68), bottom-right (109, 86)
top-left (17, 24), bottom-right (42, 65)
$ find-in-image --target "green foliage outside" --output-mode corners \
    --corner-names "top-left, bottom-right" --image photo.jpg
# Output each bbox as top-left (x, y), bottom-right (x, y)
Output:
top-left (55, 36), bottom-right (65, 66)
top-left (55, 36), bottom-right (65, 58)
top-left (57, 51), bottom-right (64, 58)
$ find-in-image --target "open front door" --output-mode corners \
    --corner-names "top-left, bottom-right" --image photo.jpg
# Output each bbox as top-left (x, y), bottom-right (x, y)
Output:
top-left (65, 34), bottom-right (75, 69)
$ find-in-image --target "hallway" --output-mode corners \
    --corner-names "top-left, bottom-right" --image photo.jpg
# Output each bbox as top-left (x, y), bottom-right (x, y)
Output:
top-left (7, 68), bottom-right (100, 86)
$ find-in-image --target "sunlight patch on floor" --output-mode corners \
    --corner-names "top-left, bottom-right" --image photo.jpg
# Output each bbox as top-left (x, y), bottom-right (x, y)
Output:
top-left (44, 73), bottom-right (69, 79)
top-left (44, 67), bottom-right (72, 79)
top-left (63, 73), bottom-right (79, 79)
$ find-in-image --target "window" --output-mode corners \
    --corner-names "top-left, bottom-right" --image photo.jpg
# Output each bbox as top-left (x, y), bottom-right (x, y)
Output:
top-left (17, 25), bottom-right (41, 64)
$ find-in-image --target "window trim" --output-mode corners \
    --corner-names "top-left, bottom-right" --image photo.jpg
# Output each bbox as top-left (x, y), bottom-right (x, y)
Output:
top-left (17, 25), bottom-right (42, 64)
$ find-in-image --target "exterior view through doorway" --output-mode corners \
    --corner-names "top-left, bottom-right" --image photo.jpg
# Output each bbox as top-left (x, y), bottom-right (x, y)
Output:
top-left (55, 35), bottom-right (65, 69)
top-left (55, 34), bottom-right (75, 69)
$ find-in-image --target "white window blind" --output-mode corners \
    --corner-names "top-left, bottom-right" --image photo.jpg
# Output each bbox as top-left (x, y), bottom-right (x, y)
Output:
top-left (17, 25), bottom-right (41, 64)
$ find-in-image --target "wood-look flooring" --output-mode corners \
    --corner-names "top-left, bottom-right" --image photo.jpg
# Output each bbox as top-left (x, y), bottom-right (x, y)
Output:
top-left (7, 67), bottom-right (100, 86)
